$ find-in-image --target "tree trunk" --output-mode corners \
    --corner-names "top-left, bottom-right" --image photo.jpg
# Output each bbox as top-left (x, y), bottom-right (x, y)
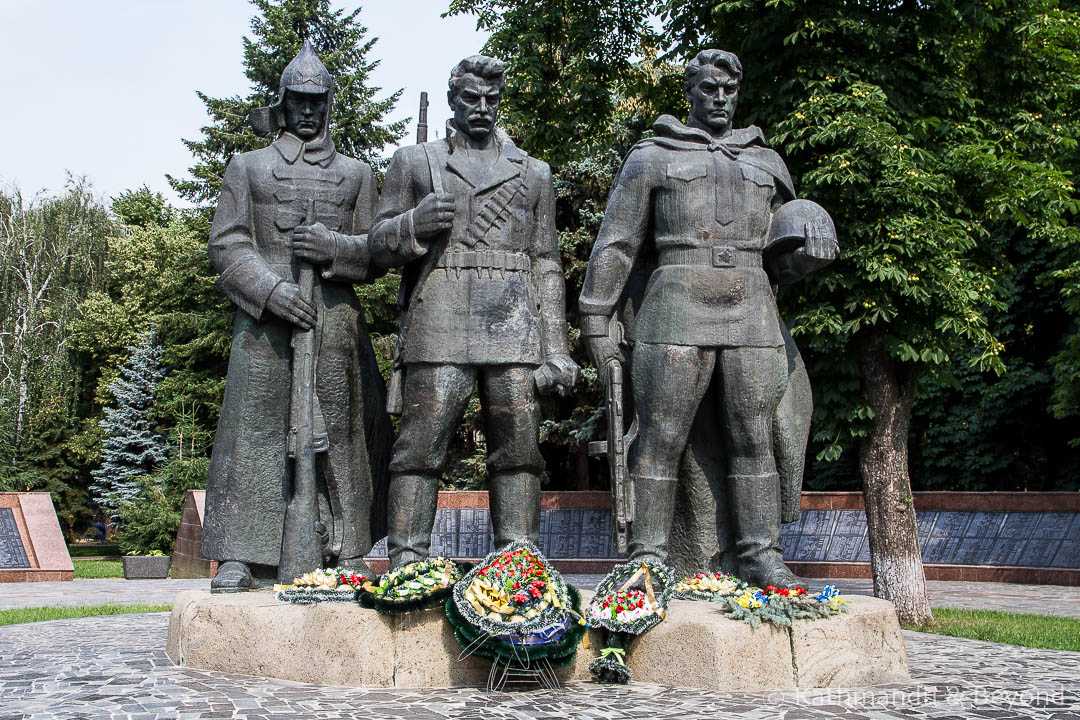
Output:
top-left (857, 328), bottom-right (933, 625)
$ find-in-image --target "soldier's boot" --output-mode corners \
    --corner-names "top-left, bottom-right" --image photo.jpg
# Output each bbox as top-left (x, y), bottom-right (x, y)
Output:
top-left (386, 473), bottom-right (439, 570)
top-left (729, 473), bottom-right (808, 588)
top-left (627, 475), bottom-right (678, 566)
top-left (210, 560), bottom-right (251, 593)
top-left (489, 470), bottom-right (541, 549)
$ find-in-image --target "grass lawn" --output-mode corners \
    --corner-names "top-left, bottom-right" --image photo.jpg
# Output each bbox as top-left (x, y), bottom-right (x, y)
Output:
top-left (73, 558), bottom-right (125, 579)
top-left (905, 608), bottom-right (1080, 652)
top-left (0, 603), bottom-right (172, 626)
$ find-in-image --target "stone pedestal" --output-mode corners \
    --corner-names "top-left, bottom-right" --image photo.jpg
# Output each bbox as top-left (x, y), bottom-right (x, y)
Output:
top-left (167, 590), bottom-right (909, 690)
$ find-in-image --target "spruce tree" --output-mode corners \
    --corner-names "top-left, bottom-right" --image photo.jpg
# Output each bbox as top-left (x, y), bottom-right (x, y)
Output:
top-left (168, 0), bottom-right (407, 208)
top-left (90, 331), bottom-right (169, 520)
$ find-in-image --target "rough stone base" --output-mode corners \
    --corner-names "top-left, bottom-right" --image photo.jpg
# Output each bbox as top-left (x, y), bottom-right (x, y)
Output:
top-left (167, 591), bottom-right (909, 690)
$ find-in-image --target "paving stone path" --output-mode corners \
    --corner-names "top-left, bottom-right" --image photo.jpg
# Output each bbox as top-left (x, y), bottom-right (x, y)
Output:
top-left (4, 576), bottom-right (1080, 617)
top-left (0, 611), bottom-right (1078, 719)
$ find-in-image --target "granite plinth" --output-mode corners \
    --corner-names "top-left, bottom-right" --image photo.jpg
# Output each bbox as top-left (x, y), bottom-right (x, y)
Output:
top-left (167, 590), bottom-right (908, 690)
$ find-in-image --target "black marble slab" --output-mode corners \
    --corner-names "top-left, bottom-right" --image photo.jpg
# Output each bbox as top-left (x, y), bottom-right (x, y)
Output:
top-left (364, 507), bottom-right (1077, 569)
top-left (0, 508), bottom-right (30, 569)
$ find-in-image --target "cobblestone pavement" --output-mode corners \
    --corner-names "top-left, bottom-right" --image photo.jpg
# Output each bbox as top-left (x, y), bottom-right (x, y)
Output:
top-left (3, 575), bottom-right (1080, 618)
top-left (0, 612), bottom-right (1078, 719)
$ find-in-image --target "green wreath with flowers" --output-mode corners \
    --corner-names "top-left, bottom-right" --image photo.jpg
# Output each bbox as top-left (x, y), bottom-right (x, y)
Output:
top-left (446, 541), bottom-right (586, 666)
top-left (274, 567), bottom-right (368, 604)
top-left (357, 557), bottom-right (468, 614)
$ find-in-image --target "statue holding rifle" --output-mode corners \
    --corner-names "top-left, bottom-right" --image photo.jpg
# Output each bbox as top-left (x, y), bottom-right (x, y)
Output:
top-left (580, 49), bottom-right (838, 587)
top-left (202, 40), bottom-right (392, 591)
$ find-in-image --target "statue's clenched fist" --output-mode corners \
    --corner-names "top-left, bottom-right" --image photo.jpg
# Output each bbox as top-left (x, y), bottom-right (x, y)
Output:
top-left (292, 222), bottom-right (336, 265)
top-left (413, 192), bottom-right (456, 238)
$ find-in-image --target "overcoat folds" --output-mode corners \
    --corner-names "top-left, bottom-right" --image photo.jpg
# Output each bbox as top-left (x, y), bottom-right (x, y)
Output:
top-left (202, 132), bottom-right (393, 568)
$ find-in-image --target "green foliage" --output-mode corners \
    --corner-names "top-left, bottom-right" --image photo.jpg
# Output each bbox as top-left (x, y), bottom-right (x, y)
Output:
top-left (168, 0), bottom-right (406, 208)
top-left (89, 331), bottom-right (169, 520)
top-left (116, 456), bottom-right (209, 556)
top-left (0, 179), bottom-right (116, 536)
top-left (446, 0), bottom-right (665, 165)
top-left (111, 186), bottom-right (175, 229)
top-left (662, 0), bottom-right (1080, 487)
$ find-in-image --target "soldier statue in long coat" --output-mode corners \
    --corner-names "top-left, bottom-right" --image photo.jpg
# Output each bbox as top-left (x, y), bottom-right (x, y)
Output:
top-left (371, 55), bottom-right (579, 570)
top-left (202, 41), bottom-right (392, 591)
top-left (579, 49), bottom-right (838, 588)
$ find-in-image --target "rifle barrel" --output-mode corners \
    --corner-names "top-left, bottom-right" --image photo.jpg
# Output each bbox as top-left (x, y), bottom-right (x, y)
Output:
top-left (416, 91), bottom-right (429, 144)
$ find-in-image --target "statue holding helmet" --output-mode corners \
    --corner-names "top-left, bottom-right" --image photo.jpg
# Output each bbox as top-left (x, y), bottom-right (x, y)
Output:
top-left (579, 49), bottom-right (838, 588)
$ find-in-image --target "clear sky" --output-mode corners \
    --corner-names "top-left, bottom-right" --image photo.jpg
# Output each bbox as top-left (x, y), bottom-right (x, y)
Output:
top-left (0, 1), bottom-right (489, 206)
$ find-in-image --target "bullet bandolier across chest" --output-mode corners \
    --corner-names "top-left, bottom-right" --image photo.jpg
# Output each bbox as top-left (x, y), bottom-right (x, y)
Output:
top-left (372, 130), bottom-right (566, 366)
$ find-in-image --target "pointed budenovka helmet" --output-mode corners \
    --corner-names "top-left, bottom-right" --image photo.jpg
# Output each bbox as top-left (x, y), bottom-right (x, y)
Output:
top-left (249, 39), bottom-right (334, 135)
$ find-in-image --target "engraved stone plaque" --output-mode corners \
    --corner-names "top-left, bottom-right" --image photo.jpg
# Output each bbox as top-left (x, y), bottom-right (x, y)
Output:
top-left (998, 513), bottom-right (1040, 539)
top-left (826, 534), bottom-right (863, 562)
top-left (931, 512), bottom-right (969, 539)
top-left (1051, 540), bottom-right (1080, 569)
top-left (431, 509), bottom-right (457, 556)
top-left (1017, 538), bottom-right (1059, 567)
top-left (794, 534), bottom-right (829, 562)
top-left (986, 538), bottom-right (1025, 566)
top-left (1032, 513), bottom-right (1070, 539)
top-left (0, 508), bottom-right (30, 569)
top-left (953, 538), bottom-right (991, 565)
top-left (965, 512), bottom-right (1005, 539)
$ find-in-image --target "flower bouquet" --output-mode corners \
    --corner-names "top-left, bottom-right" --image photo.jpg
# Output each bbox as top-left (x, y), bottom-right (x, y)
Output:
top-left (671, 571), bottom-right (747, 601)
top-left (446, 541), bottom-right (585, 666)
top-left (274, 567), bottom-right (368, 604)
top-left (716, 582), bottom-right (848, 627)
top-left (357, 557), bottom-right (466, 614)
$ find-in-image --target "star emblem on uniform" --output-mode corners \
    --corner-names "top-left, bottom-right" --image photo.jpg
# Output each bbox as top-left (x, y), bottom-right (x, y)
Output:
top-left (299, 70), bottom-right (320, 85)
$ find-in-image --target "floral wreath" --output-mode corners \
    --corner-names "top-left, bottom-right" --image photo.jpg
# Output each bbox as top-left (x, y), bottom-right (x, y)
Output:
top-left (670, 571), bottom-right (747, 601)
top-left (446, 540), bottom-right (585, 666)
top-left (357, 557), bottom-right (467, 614)
top-left (274, 567), bottom-right (368, 604)
top-left (586, 560), bottom-right (674, 635)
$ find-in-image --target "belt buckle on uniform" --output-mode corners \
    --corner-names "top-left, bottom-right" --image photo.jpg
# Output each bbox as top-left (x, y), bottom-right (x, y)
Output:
top-left (712, 246), bottom-right (735, 268)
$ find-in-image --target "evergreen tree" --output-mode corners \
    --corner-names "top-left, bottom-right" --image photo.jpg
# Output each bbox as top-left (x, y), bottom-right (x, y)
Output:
top-left (168, 0), bottom-right (407, 208)
top-left (90, 331), bottom-right (169, 520)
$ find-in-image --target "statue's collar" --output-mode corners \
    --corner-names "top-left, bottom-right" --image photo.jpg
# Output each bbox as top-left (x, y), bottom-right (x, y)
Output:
top-left (651, 114), bottom-right (766, 151)
top-left (274, 131), bottom-right (337, 167)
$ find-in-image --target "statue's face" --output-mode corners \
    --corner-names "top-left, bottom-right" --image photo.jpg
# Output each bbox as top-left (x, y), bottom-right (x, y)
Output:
top-left (450, 74), bottom-right (501, 141)
top-left (284, 90), bottom-right (327, 140)
top-left (686, 65), bottom-right (739, 135)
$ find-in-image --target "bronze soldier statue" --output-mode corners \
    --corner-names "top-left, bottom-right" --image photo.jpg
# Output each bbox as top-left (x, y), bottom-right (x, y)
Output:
top-left (579, 49), bottom-right (838, 588)
top-left (371, 55), bottom-right (579, 570)
top-left (202, 40), bottom-right (392, 591)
